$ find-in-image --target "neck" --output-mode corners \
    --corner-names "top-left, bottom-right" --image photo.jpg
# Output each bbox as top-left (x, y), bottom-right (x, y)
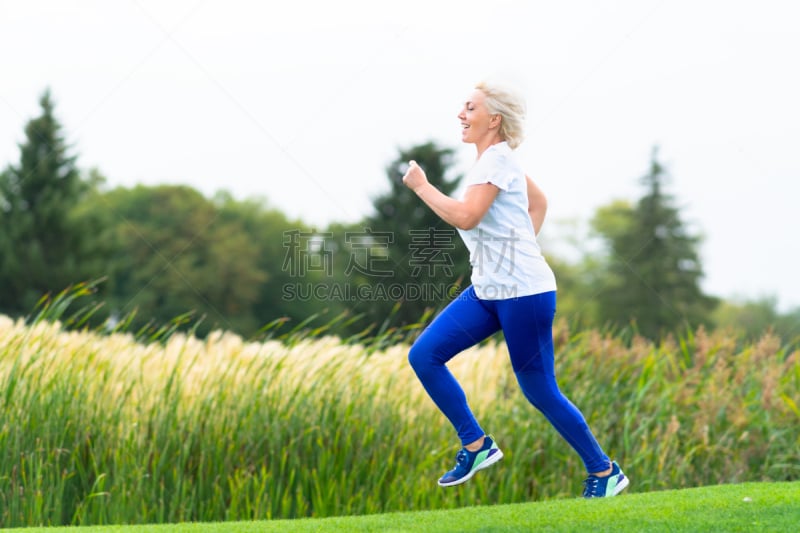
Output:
top-left (475, 136), bottom-right (504, 158)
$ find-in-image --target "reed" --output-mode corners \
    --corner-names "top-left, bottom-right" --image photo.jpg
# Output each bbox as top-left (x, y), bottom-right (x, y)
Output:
top-left (1, 287), bottom-right (797, 527)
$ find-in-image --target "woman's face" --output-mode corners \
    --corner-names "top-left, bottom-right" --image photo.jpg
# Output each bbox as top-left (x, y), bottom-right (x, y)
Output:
top-left (457, 89), bottom-right (497, 145)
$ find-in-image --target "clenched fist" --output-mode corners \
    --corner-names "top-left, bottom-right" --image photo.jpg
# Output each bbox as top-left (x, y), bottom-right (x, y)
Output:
top-left (402, 160), bottom-right (429, 193)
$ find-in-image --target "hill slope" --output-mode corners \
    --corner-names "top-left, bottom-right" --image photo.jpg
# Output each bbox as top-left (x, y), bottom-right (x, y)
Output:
top-left (8, 481), bottom-right (799, 532)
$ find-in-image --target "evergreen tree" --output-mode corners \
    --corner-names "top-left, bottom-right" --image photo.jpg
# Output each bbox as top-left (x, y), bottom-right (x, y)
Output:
top-left (355, 141), bottom-right (471, 331)
top-left (592, 147), bottom-right (717, 339)
top-left (0, 89), bottom-right (94, 316)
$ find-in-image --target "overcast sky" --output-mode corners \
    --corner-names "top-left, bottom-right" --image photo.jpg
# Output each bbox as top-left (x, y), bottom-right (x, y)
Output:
top-left (2, 0), bottom-right (799, 311)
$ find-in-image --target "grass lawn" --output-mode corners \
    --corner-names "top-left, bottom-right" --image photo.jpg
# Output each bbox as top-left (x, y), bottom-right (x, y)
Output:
top-left (7, 481), bottom-right (798, 532)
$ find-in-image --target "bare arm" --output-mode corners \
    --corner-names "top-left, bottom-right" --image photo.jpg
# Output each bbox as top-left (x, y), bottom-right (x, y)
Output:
top-left (402, 160), bottom-right (498, 230)
top-left (526, 175), bottom-right (547, 235)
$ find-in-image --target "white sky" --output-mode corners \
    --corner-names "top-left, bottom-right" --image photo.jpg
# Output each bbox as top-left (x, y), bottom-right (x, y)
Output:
top-left (1, 0), bottom-right (799, 311)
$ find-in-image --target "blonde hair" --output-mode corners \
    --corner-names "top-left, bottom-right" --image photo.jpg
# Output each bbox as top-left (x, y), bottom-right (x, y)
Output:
top-left (475, 80), bottom-right (526, 149)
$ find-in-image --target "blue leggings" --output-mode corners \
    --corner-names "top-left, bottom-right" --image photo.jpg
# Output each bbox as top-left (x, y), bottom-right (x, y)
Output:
top-left (408, 286), bottom-right (610, 474)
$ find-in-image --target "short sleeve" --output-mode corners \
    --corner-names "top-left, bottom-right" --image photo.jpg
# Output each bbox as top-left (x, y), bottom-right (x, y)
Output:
top-left (464, 144), bottom-right (513, 191)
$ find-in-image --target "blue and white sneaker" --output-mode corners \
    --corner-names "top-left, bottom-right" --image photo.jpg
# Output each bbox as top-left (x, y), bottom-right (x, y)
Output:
top-left (438, 435), bottom-right (504, 487)
top-left (582, 461), bottom-right (629, 498)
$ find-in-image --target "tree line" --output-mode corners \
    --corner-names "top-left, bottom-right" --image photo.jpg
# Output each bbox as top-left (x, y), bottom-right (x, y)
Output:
top-left (1, 90), bottom-right (797, 343)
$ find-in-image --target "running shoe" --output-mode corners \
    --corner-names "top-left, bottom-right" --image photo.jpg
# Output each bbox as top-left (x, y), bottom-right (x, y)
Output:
top-left (438, 435), bottom-right (504, 487)
top-left (582, 461), bottom-right (629, 498)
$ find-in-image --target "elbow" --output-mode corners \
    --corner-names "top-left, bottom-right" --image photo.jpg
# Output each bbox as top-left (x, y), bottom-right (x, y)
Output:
top-left (529, 194), bottom-right (547, 215)
top-left (528, 205), bottom-right (547, 221)
top-left (528, 199), bottom-right (548, 235)
top-left (450, 201), bottom-right (488, 230)
top-left (455, 213), bottom-right (482, 231)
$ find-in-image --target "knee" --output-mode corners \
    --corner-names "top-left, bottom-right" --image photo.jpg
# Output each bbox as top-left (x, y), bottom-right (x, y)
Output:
top-left (407, 342), bottom-right (427, 373)
top-left (408, 339), bottom-right (446, 380)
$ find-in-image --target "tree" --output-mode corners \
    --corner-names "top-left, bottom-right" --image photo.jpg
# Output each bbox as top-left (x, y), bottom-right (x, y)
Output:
top-left (353, 141), bottom-right (471, 331)
top-left (713, 296), bottom-right (800, 344)
top-left (0, 89), bottom-right (99, 316)
top-left (98, 185), bottom-right (268, 337)
top-left (591, 147), bottom-right (718, 339)
top-left (216, 193), bottom-right (354, 338)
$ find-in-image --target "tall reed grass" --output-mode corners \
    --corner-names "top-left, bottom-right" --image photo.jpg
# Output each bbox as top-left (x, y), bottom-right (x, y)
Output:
top-left (1, 287), bottom-right (798, 527)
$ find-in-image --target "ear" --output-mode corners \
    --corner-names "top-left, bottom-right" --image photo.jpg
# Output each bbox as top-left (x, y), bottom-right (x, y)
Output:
top-left (490, 114), bottom-right (502, 129)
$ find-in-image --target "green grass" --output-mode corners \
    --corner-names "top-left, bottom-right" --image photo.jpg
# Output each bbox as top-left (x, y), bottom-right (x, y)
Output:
top-left (5, 482), bottom-right (798, 532)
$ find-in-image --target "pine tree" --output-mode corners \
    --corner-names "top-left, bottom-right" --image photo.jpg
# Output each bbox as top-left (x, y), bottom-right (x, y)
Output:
top-left (0, 89), bottom-right (92, 316)
top-left (355, 141), bottom-right (471, 330)
top-left (593, 147), bottom-right (717, 338)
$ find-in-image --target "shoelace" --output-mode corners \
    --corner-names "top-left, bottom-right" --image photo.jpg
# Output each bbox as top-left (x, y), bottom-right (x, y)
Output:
top-left (582, 476), bottom-right (599, 497)
top-left (455, 449), bottom-right (468, 467)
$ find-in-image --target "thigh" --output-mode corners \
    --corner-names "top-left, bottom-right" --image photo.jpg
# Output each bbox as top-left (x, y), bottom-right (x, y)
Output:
top-left (496, 291), bottom-right (557, 374)
top-left (413, 286), bottom-right (502, 363)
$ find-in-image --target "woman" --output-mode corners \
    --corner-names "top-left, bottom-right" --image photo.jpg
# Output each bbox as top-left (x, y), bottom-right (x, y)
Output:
top-left (401, 80), bottom-right (628, 498)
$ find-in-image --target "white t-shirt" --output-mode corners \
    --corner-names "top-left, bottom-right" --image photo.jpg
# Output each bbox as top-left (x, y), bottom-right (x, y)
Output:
top-left (457, 142), bottom-right (557, 300)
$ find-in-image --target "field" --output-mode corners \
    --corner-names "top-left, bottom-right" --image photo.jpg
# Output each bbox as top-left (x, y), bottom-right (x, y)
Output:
top-left (1, 294), bottom-right (798, 528)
